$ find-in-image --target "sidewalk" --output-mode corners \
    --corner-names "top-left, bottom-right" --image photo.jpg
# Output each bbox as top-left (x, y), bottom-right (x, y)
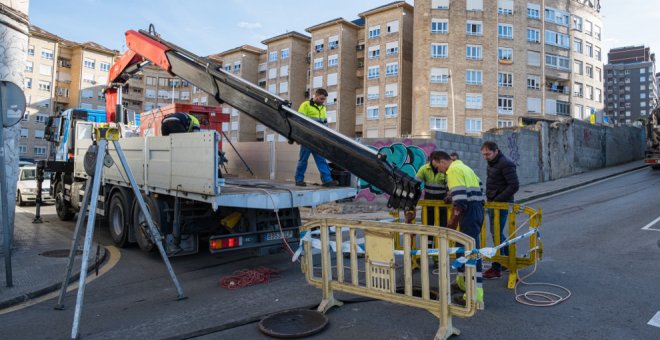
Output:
top-left (0, 207), bottom-right (106, 310)
top-left (0, 160), bottom-right (647, 311)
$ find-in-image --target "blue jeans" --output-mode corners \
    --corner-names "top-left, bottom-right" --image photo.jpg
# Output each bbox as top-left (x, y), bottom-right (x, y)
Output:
top-left (487, 206), bottom-right (510, 271)
top-left (295, 145), bottom-right (333, 183)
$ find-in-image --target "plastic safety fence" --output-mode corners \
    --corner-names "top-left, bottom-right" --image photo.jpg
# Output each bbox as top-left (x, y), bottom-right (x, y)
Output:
top-left (410, 200), bottom-right (543, 289)
top-left (297, 219), bottom-right (479, 340)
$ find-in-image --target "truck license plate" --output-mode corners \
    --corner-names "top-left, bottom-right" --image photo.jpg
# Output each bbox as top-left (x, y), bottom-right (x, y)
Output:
top-left (264, 230), bottom-right (293, 241)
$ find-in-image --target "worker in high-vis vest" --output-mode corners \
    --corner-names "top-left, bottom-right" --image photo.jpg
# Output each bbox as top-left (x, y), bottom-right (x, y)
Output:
top-left (434, 151), bottom-right (485, 306)
top-left (161, 112), bottom-right (200, 136)
top-left (415, 151), bottom-right (448, 226)
top-left (294, 88), bottom-right (338, 187)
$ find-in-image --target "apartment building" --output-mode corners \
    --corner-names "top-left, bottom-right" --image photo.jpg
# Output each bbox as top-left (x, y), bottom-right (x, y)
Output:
top-left (604, 46), bottom-right (658, 126)
top-left (262, 31), bottom-right (311, 141)
top-left (359, 1), bottom-right (414, 138)
top-left (22, 26), bottom-right (118, 161)
top-left (306, 19), bottom-right (360, 137)
top-left (412, 0), bottom-right (604, 136)
top-left (210, 45), bottom-right (265, 141)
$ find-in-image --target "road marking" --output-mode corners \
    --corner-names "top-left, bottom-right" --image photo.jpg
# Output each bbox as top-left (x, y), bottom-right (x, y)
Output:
top-left (0, 246), bottom-right (121, 315)
top-left (648, 311), bottom-right (660, 328)
top-left (525, 168), bottom-right (647, 204)
top-left (641, 216), bottom-right (660, 231)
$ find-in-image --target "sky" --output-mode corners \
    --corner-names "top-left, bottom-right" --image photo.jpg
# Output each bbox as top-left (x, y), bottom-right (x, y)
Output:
top-left (28, 0), bottom-right (660, 62)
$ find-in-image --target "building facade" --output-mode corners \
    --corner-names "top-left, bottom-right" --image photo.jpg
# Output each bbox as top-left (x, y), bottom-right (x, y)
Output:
top-left (604, 46), bottom-right (658, 126)
top-left (412, 0), bottom-right (604, 136)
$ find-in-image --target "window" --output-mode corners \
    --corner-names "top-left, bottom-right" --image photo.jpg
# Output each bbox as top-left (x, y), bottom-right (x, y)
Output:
top-left (641, 85), bottom-right (647, 91)
top-left (498, 0), bottom-right (513, 15)
top-left (498, 47), bottom-right (513, 62)
top-left (466, 21), bottom-right (483, 35)
top-left (573, 82), bottom-right (583, 97)
top-left (145, 89), bottom-right (156, 98)
top-left (498, 72), bottom-right (513, 87)
top-left (641, 76), bottom-right (647, 82)
top-left (386, 41), bottom-right (398, 56)
top-left (25, 61), bottom-right (33, 72)
top-left (432, 0), bottom-right (449, 9)
top-left (527, 3), bottom-right (540, 19)
top-left (498, 96), bottom-right (514, 114)
top-left (328, 36), bottom-right (339, 49)
top-left (430, 68), bottom-right (449, 83)
top-left (268, 68), bottom-right (277, 79)
top-left (557, 101), bottom-right (570, 115)
top-left (527, 28), bottom-right (540, 43)
top-left (233, 62), bottom-right (241, 72)
top-left (641, 101), bottom-right (647, 107)
top-left (83, 57), bottom-right (95, 69)
top-left (528, 51), bottom-right (541, 66)
top-left (367, 66), bottom-right (380, 79)
top-left (527, 75), bottom-right (541, 90)
top-left (545, 30), bottom-right (570, 48)
top-left (385, 83), bottom-right (398, 97)
top-left (586, 64), bottom-right (593, 78)
top-left (27, 45), bottom-right (34, 56)
top-left (498, 24), bottom-right (513, 39)
top-left (431, 43), bottom-right (448, 58)
top-left (356, 95), bottom-right (364, 106)
top-left (258, 63), bottom-right (267, 72)
top-left (367, 86), bottom-right (379, 100)
top-left (19, 145), bottom-right (27, 154)
top-left (466, 94), bottom-right (482, 109)
top-left (34, 146), bottom-right (46, 156)
top-left (34, 130), bottom-right (45, 139)
top-left (574, 38), bottom-right (583, 53)
top-left (431, 19), bottom-right (448, 34)
top-left (430, 92), bottom-right (448, 107)
top-left (146, 76), bottom-right (156, 86)
top-left (20, 128), bottom-right (28, 137)
top-left (279, 82), bottom-right (288, 94)
top-left (594, 25), bottom-right (601, 40)
top-left (527, 97), bottom-right (541, 113)
top-left (41, 49), bottom-right (54, 60)
top-left (466, 45), bottom-right (482, 60)
top-left (269, 51), bottom-right (278, 61)
top-left (366, 106), bottom-right (379, 119)
top-left (267, 84), bottom-right (276, 94)
top-left (280, 48), bottom-right (289, 59)
top-left (574, 60), bottom-right (583, 75)
top-left (327, 92), bottom-right (337, 105)
top-left (546, 54), bottom-right (570, 71)
top-left (430, 117), bottom-right (448, 131)
top-left (24, 77), bottom-right (32, 89)
top-left (280, 65), bottom-right (289, 77)
top-left (313, 58), bottom-right (323, 70)
top-left (498, 120), bottom-right (514, 128)
top-left (368, 26), bottom-right (381, 39)
top-left (387, 21), bottom-right (399, 34)
top-left (385, 105), bottom-right (398, 117)
top-left (465, 118), bottom-right (482, 133)
top-left (38, 81), bottom-right (51, 91)
top-left (224, 65), bottom-right (232, 71)
top-left (100, 62), bottom-right (110, 72)
top-left (466, 69), bottom-right (482, 85)
top-left (595, 47), bottom-right (601, 61)
top-left (586, 42), bottom-right (593, 58)
top-left (313, 76), bottom-right (323, 88)
top-left (36, 114), bottom-right (48, 123)
top-left (574, 105), bottom-right (584, 119)
top-left (572, 15), bottom-right (583, 31)
top-left (327, 73), bottom-right (337, 86)
top-left (368, 46), bottom-right (380, 59)
top-left (596, 67), bottom-right (602, 81)
top-left (324, 55), bottom-right (337, 68)
top-left (385, 63), bottom-right (398, 76)
top-left (545, 7), bottom-right (570, 26)
top-left (466, 0), bottom-right (483, 11)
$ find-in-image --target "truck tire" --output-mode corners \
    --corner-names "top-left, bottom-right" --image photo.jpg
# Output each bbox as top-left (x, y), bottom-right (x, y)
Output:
top-left (108, 191), bottom-right (131, 247)
top-left (55, 182), bottom-right (74, 221)
top-left (132, 195), bottom-right (165, 253)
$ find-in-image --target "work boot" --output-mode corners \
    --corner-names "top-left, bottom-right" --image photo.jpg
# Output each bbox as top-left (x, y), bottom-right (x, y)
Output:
top-left (321, 180), bottom-right (339, 187)
top-left (483, 268), bottom-right (501, 279)
top-left (295, 181), bottom-right (307, 187)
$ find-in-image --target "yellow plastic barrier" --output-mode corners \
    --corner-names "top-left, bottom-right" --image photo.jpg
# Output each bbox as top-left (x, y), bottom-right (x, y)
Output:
top-left (300, 218), bottom-right (479, 340)
top-left (416, 200), bottom-right (543, 289)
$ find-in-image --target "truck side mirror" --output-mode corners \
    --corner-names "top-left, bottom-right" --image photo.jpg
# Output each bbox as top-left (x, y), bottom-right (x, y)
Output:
top-left (44, 117), bottom-right (54, 142)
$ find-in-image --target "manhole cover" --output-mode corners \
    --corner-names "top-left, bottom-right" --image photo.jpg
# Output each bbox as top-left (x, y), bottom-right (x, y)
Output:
top-left (40, 249), bottom-right (83, 258)
top-left (259, 309), bottom-right (328, 338)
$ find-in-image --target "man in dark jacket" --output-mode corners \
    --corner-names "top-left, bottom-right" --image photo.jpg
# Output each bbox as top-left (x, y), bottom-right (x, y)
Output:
top-left (481, 141), bottom-right (519, 279)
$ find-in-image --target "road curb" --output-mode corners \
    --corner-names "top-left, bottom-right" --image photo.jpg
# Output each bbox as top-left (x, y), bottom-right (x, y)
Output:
top-left (0, 246), bottom-right (108, 310)
top-left (517, 164), bottom-right (648, 204)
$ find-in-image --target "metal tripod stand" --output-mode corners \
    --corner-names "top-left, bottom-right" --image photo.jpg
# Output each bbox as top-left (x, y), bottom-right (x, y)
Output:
top-left (54, 126), bottom-right (185, 339)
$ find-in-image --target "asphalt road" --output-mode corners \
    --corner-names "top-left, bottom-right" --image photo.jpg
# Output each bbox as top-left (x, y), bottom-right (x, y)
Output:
top-left (1, 168), bottom-right (660, 339)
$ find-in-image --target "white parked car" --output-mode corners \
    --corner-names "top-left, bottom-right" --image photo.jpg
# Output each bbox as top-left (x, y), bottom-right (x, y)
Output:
top-left (16, 166), bottom-right (54, 206)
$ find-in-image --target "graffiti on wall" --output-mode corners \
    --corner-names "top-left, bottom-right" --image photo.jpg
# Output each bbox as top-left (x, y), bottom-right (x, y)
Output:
top-left (355, 139), bottom-right (437, 203)
top-left (507, 132), bottom-right (521, 166)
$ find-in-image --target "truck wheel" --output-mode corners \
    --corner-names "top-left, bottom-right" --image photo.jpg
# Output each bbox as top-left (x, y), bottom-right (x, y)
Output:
top-left (55, 182), bottom-right (74, 221)
top-left (108, 192), bottom-right (131, 247)
top-left (17, 190), bottom-right (25, 206)
top-left (132, 196), bottom-right (164, 253)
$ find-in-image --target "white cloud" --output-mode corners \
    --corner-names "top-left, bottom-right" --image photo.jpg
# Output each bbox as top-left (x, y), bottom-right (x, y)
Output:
top-left (238, 21), bottom-right (262, 29)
